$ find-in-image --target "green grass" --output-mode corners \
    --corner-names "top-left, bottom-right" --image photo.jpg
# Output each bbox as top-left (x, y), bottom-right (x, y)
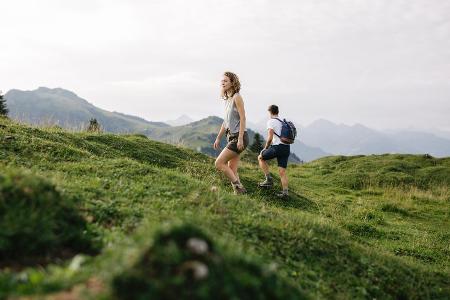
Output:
top-left (0, 117), bottom-right (449, 299)
top-left (0, 169), bottom-right (100, 263)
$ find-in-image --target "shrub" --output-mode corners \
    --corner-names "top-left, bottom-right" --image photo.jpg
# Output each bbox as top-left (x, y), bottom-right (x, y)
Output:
top-left (250, 133), bottom-right (264, 153)
top-left (0, 170), bottom-right (100, 263)
top-left (87, 118), bottom-right (101, 132)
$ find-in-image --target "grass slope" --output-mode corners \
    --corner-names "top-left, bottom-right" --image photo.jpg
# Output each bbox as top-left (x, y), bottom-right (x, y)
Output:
top-left (0, 117), bottom-right (449, 299)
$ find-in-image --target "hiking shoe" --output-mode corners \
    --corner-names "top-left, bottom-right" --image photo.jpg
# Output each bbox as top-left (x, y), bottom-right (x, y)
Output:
top-left (258, 177), bottom-right (273, 188)
top-left (233, 183), bottom-right (247, 195)
top-left (276, 191), bottom-right (289, 198)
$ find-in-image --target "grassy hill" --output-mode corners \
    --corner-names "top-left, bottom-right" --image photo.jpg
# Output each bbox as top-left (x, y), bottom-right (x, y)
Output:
top-left (0, 117), bottom-right (449, 299)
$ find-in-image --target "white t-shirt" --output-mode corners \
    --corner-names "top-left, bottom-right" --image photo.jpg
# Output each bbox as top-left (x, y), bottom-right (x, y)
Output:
top-left (267, 117), bottom-right (285, 145)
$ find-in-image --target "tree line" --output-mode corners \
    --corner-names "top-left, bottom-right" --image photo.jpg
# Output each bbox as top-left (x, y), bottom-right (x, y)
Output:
top-left (0, 91), bottom-right (8, 117)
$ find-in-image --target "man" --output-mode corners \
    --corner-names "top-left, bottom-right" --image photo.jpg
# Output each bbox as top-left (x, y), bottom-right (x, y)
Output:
top-left (258, 105), bottom-right (291, 198)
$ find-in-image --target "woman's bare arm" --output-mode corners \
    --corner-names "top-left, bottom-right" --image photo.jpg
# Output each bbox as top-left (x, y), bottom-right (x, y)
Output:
top-left (214, 123), bottom-right (226, 149)
top-left (234, 94), bottom-right (246, 143)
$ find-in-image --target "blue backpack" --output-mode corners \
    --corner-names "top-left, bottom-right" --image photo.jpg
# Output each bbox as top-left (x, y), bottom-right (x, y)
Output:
top-left (274, 118), bottom-right (297, 144)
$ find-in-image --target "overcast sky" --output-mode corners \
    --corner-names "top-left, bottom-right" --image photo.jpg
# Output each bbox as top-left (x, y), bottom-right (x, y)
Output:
top-left (1, 0), bottom-right (449, 130)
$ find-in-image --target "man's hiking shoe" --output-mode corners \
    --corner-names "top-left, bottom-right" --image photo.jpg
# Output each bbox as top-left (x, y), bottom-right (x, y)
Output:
top-left (258, 178), bottom-right (273, 188)
top-left (276, 191), bottom-right (289, 199)
top-left (233, 183), bottom-right (247, 195)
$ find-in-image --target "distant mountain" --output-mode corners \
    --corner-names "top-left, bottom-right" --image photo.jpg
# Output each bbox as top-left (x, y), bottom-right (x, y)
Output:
top-left (290, 141), bottom-right (331, 162)
top-left (144, 116), bottom-right (303, 162)
top-left (5, 87), bottom-right (168, 132)
top-left (247, 118), bottom-right (329, 162)
top-left (143, 116), bottom-right (225, 154)
top-left (165, 115), bottom-right (194, 126)
top-left (386, 128), bottom-right (450, 142)
top-left (246, 118), bottom-right (267, 134)
top-left (386, 130), bottom-right (450, 157)
top-left (428, 129), bottom-right (450, 140)
top-left (144, 116), bottom-right (254, 158)
top-left (302, 119), bottom-right (450, 157)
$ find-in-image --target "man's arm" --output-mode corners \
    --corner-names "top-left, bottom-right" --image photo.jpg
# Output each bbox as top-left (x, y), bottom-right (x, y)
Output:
top-left (264, 128), bottom-right (274, 150)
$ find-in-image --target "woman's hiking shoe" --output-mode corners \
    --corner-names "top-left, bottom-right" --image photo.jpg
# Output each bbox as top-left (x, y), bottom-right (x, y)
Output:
top-left (232, 183), bottom-right (247, 195)
top-left (258, 177), bottom-right (273, 188)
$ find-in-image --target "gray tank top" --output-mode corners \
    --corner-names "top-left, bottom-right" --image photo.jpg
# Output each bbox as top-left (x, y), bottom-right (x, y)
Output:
top-left (223, 93), bottom-right (243, 134)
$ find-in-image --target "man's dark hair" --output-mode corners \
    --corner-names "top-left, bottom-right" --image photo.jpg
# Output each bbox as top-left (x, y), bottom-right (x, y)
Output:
top-left (268, 105), bottom-right (279, 115)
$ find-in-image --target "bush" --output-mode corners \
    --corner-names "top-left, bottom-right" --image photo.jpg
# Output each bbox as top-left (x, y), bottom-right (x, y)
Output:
top-left (113, 224), bottom-right (305, 300)
top-left (415, 166), bottom-right (450, 188)
top-left (87, 118), bottom-right (101, 132)
top-left (0, 170), bottom-right (100, 263)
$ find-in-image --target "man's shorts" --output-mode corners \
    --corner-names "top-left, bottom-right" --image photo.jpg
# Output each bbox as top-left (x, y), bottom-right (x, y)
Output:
top-left (226, 131), bottom-right (249, 154)
top-left (261, 144), bottom-right (290, 168)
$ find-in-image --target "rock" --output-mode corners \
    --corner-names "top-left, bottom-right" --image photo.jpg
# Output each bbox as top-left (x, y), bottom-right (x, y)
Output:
top-left (179, 261), bottom-right (209, 280)
top-left (186, 238), bottom-right (209, 255)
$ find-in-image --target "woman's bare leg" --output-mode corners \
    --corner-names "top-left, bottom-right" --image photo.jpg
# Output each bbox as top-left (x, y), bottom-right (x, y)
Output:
top-left (215, 148), bottom-right (239, 182)
top-left (228, 155), bottom-right (240, 182)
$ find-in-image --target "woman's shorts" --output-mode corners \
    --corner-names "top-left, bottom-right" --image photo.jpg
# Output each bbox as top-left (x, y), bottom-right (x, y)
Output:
top-left (226, 131), bottom-right (249, 154)
top-left (261, 144), bottom-right (291, 168)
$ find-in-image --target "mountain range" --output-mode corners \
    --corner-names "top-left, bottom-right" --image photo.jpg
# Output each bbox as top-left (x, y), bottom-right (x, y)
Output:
top-left (4, 87), bottom-right (302, 162)
top-left (4, 87), bottom-right (450, 160)
top-left (165, 115), bottom-right (194, 126)
top-left (301, 119), bottom-right (450, 157)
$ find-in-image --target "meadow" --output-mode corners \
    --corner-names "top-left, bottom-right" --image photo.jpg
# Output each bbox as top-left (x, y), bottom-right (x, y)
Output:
top-left (0, 117), bottom-right (449, 299)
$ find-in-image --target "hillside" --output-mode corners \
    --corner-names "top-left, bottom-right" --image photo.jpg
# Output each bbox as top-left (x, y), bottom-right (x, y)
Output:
top-left (5, 87), bottom-right (168, 132)
top-left (0, 117), bottom-right (449, 299)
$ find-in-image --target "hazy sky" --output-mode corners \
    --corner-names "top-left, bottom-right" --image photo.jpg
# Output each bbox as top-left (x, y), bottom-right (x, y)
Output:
top-left (1, 0), bottom-right (449, 130)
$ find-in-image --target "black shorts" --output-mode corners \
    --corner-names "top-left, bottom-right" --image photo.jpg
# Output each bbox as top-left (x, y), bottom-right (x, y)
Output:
top-left (261, 144), bottom-right (290, 168)
top-left (226, 131), bottom-right (249, 154)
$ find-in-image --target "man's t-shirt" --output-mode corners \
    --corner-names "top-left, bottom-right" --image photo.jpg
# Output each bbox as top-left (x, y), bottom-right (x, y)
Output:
top-left (267, 117), bottom-right (285, 146)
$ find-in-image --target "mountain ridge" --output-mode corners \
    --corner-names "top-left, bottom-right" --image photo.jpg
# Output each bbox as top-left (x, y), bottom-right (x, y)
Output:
top-left (301, 119), bottom-right (450, 157)
top-left (5, 87), bottom-right (449, 160)
top-left (5, 87), bottom-right (169, 132)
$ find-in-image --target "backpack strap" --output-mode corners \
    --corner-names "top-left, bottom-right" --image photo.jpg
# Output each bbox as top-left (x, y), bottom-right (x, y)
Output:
top-left (274, 117), bottom-right (284, 124)
top-left (271, 118), bottom-right (284, 138)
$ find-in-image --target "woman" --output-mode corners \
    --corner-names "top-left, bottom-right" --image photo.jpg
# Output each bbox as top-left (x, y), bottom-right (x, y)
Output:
top-left (213, 72), bottom-right (249, 194)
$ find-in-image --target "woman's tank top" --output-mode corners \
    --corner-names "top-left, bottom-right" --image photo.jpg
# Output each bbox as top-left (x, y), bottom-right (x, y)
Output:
top-left (223, 93), bottom-right (243, 134)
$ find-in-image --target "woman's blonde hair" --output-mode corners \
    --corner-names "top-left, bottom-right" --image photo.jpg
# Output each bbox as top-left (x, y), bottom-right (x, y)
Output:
top-left (223, 71), bottom-right (241, 99)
